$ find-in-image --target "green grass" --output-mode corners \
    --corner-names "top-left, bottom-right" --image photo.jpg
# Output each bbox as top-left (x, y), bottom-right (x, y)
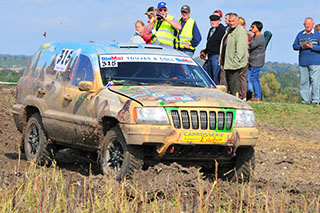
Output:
top-left (250, 102), bottom-right (320, 139)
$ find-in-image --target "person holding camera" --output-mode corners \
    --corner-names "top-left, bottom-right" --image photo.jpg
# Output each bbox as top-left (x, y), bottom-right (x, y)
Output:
top-left (145, 1), bottom-right (181, 49)
top-left (175, 5), bottom-right (202, 57)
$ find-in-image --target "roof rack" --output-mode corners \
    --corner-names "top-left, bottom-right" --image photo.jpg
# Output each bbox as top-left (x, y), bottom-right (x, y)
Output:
top-left (119, 44), bottom-right (139, 49)
top-left (144, 45), bottom-right (163, 50)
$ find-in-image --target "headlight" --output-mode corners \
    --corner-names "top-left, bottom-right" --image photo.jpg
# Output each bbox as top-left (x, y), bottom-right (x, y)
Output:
top-left (134, 107), bottom-right (170, 125)
top-left (234, 110), bottom-right (255, 127)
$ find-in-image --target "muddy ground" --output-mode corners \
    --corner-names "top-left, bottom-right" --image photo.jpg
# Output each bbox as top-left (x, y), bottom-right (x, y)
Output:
top-left (1, 84), bottom-right (320, 210)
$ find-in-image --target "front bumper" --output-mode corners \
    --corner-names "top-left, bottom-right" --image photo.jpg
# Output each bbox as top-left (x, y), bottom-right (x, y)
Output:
top-left (120, 123), bottom-right (258, 156)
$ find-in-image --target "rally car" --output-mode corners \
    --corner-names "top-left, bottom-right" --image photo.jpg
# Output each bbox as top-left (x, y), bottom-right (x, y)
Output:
top-left (12, 41), bottom-right (258, 181)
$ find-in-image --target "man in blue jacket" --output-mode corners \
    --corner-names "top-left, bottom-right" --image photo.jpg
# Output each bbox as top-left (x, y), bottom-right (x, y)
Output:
top-left (293, 17), bottom-right (320, 105)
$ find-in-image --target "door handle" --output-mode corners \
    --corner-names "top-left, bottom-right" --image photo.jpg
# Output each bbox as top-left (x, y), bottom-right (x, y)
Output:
top-left (37, 88), bottom-right (46, 95)
top-left (63, 94), bottom-right (73, 101)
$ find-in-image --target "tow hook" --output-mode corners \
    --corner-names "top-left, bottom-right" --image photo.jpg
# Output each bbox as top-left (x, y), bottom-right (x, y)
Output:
top-left (227, 147), bottom-right (233, 155)
top-left (170, 145), bottom-right (175, 153)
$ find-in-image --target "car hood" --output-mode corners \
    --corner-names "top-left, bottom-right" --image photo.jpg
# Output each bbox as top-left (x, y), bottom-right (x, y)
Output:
top-left (109, 85), bottom-right (251, 109)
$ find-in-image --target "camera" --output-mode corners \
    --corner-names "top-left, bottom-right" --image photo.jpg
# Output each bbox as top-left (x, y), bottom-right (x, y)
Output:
top-left (156, 13), bottom-right (162, 20)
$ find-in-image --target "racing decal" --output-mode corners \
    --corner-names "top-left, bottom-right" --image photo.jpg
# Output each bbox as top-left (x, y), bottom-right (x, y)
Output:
top-left (54, 48), bottom-right (74, 72)
top-left (182, 132), bottom-right (225, 143)
top-left (101, 60), bottom-right (118, 68)
top-left (106, 81), bottom-right (114, 87)
top-left (99, 54), bottom-right (197, 68)
top-left (161, 95), bottom-right (197, 103)
top-left (150, 92), bottom-right (166, 97)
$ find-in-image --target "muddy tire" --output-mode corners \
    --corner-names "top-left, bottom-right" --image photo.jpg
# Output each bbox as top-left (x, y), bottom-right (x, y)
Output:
top-left (24, 113), bottom-right (56, 166)
top-left (228, 147), bottom-right (255, 182)
top-left (100, 126), bottom-right (143, 181)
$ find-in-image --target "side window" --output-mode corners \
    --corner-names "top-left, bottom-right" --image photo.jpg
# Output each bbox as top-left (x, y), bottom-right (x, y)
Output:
top-left (71, 54), bottom-right (94, 86)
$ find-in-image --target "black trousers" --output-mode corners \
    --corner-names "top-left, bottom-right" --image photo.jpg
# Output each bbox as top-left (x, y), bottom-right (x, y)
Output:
top-left (225, 68), bottom-right (241, 97)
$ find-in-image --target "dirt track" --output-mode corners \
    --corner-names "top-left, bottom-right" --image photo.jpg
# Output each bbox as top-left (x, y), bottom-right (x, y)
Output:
top-left (1, 84), bottom-right (320, 209)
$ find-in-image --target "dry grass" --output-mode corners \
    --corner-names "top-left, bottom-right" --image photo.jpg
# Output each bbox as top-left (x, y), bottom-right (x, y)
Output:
top-left (1, 156), bottom-right (320, 212)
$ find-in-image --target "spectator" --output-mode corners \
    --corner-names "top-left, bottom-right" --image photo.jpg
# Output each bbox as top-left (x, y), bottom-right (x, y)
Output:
top-left (293, 17), bottom-right (320, 105)
top-left (201, 10), bottom-right (224, 72)
top-left (315, 24), bottom-right (320, 32)
top-left (224, 13), bottom-right (231, 26)
top-left (203, 14), bottom-right (225, 84)
top-left (247, 21), bottom-right (266, 102)
top-left (219, 13), bottom-right (249, 96)
top-left (175, 5), bottom-right (202, 57)
top-left (145, 6), bottom-right (156, 24)
top-left (213, 9), bottom-right (225, 29)
top-left (143, 7), bottom-right (156, 44)
top-left (129, 20), bottom-right (147, 44)
top-left (238, 16), bottom-right (252, 101)
top-left (146, 1), bottom-right (181, 49)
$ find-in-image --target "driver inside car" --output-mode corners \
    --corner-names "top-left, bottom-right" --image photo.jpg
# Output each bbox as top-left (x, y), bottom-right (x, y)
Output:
top-left (155, 64), bottom-right (185, 79)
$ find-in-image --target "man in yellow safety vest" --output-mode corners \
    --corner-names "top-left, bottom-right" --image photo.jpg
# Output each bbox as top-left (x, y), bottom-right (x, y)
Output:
top-left (146, 1), bottom-right (181, 49)
top-left (175, 5), bottom-right (202, 57)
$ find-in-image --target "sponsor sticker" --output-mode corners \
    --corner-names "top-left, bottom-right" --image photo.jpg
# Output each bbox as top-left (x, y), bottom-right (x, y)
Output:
top-left (150, 92), bottom-right (166, 97)
top-left (182, 131), bottom-right (225, 143)
top-left (54, 48), bottom-right (74, 72)
top-left (99, 54), bottom-right (197, 68)
top-left (161, 95), bottom-right (196, 103)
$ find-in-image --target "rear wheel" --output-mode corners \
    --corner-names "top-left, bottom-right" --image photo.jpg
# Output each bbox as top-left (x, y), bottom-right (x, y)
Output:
top-left (227, 147), bottom-right (255, 182)
top-left (24, 113), bottom-right (56, 166)
top-left (100, 126), bottom-right (143, 181)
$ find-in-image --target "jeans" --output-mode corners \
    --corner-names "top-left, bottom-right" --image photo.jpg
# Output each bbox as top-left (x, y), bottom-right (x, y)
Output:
top-left (299, 65), bottom-right (320, 104)
top-left (249, 66), bottom-right (262, 99)
top-left (246, 68), bottom-right (253, 93)
top-left (207, 54), bottom-right (220, 85)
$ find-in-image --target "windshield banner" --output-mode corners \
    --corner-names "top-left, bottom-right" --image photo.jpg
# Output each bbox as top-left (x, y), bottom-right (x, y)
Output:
top-left (99, 54), bottom-right (197, 68)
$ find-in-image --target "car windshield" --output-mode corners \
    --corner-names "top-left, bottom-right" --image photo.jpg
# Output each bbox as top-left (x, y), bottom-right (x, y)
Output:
top-left (99, 55), bottom-right (214, 88)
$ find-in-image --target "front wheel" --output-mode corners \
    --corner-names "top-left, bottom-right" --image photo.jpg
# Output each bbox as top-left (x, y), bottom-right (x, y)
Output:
top-left (24, 113), bottom-right (56, 166)
top-left (227, 147), bottom-right (255, 182)
top-left (100, 126), bottom-right (143, 181)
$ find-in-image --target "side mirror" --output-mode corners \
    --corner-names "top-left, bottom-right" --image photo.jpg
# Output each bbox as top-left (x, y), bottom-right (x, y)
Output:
top-left (78, 81), bottom-right (94, 92)
top-left (216, 85), bottom-right (227, 93)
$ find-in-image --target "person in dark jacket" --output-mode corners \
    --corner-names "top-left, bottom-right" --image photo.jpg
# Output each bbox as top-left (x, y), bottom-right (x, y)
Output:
top-left (203, 14), bottom-right (225, 85)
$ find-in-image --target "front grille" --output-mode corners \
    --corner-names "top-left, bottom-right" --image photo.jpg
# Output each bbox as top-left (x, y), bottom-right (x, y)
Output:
top-left (170, 109), bottom-right (234, 131)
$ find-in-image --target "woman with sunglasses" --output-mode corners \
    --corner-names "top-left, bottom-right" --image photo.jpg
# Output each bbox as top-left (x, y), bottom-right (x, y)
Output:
top-left (247, 21), bottom-right (266, 102)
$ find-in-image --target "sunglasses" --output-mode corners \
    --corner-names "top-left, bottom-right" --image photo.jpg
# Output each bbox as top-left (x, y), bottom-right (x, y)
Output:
top-left (159, 8), bottom-right (167, 12)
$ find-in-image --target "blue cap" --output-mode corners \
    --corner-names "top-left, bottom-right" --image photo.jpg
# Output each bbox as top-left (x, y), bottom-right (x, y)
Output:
top-left (157, 1), bottom-right (167, 9)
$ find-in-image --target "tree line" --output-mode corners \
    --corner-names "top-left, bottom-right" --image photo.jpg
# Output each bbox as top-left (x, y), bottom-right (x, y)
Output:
top-left (0, 54), bottom-right (31, 69)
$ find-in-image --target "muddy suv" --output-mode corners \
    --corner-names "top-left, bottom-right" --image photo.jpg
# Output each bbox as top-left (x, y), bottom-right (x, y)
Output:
top-left (12, 41), bottom-right (258, 181)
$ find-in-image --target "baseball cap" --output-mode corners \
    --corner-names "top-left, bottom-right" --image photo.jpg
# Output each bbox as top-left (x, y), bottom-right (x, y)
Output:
top-left (145, 6), bottom-right (155, 15)
top-left (209, 15), bottom-right (220, 21)
top-left (214, 9), bottom-right (223, 17)
top-left (181, 5), bottom-right (190, 13)
top-left (157, 1), bottom-right (167, 9)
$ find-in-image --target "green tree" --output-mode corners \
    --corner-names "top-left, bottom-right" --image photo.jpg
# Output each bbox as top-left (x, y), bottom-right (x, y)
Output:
top-left (260, 73), bottom-right (287, 102)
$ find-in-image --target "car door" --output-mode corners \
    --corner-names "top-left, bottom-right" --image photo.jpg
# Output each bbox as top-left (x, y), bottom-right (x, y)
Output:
top-left (57, 54), bottom-right (99, 148)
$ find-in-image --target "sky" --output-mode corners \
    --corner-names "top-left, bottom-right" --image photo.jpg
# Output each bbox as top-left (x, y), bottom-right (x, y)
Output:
top-left (0, 0), bottom-right (319, 64)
